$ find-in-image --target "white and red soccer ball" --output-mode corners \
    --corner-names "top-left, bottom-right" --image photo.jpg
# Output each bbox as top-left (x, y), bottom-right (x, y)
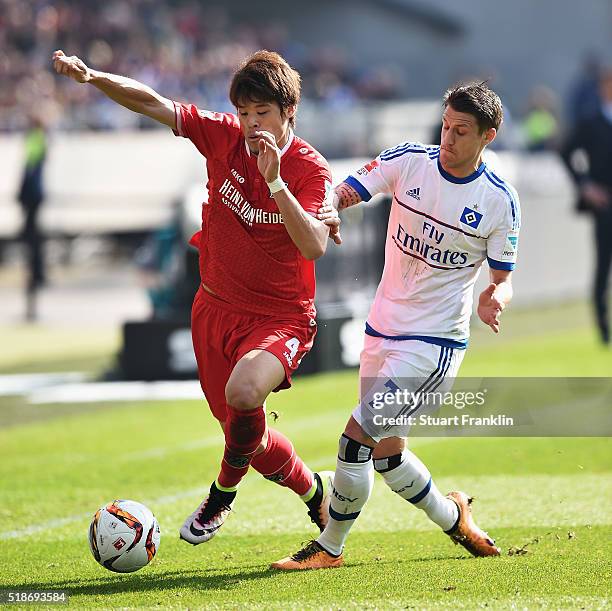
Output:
top-left (88, 500), bottom-right (160, 573)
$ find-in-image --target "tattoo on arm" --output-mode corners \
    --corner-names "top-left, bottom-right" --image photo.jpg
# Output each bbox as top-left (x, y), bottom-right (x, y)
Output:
top-left (334, 182), bottom-right (362, 210)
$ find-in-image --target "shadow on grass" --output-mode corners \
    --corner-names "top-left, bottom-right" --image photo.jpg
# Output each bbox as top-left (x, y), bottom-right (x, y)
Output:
top-left (6, 553), bottom-right (475, 598)
top-left (8, 565), bottom-right (277, 597)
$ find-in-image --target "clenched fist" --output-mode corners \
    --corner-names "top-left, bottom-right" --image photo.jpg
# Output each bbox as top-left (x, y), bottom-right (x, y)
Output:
top-left (52, 50), bottom-right (91, 83)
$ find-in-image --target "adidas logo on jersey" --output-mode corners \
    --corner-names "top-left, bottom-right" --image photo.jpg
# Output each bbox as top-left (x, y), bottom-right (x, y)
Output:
top-left (406, 187), bottom-right (421, 200)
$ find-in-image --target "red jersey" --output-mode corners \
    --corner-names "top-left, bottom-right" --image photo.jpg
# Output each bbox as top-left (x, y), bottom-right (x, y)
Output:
top-left (173, 102), bottom-right (331, 317)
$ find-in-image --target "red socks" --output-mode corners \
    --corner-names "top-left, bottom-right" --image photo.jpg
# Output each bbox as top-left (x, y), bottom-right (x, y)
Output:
top-left (217, 406), bottom-right (266, 489)
top-left (251, 427), bottom-right (314, 497)
top-left (217, 408), bottom-right (314, 498)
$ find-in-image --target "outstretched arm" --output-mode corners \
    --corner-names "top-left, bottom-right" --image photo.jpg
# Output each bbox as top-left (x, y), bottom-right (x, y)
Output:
top-left (333, 182), bottom-right (363, 210)
top-left (315, 181), bottom-right (364, 244)
top-left (318, 181), bottom-right (363, 220)
top-left (51, 50), bottom-right (175, 128)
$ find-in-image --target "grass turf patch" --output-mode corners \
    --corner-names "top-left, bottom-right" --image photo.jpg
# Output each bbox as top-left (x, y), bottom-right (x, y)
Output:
top-left (1, 527), bottom-right (608, 609)
top-left (1, 300), bottom-right (611, 608)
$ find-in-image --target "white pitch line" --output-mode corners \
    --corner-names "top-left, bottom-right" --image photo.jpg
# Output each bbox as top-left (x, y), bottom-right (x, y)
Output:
top-left (0, 514), bottom-right (93, 541)
top-left (119, 408), bottom-right (347, 462)
top-left (0, 437), bottom-right (451, 541)
top-left (121, 417), bottom-right (449, 463)
top-left (0, 487), bottom-right (207, 541)
top-left (120, 435), bottom-right (223, 462)
top-left (0, 372), bottom-right (87, 397)
top-left (28, 380), bottom-right (204, 404)
top-left (0, 392), bottom-right (454, 543)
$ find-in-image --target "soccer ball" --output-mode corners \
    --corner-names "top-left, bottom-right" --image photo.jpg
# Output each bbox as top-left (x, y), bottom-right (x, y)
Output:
top-left (88, 500), bottom-right (161, 573)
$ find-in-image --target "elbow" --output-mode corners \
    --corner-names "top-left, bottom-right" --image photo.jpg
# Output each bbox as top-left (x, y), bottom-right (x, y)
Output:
top-left (304, 225), bottom-right (332, 260)
top-left (301, 242), bottom-right (326, 261)
top-left (297, 224), bottom-right (329, 260)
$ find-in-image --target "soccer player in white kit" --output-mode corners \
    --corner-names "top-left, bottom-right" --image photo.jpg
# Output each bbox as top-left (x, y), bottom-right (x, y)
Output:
top-left (273, 81), bottom-right (521, 569)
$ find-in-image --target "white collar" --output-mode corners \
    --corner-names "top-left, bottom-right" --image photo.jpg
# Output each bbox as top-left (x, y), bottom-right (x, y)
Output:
top-left (244, 128), bottom-right (294, 157)
top-left (279, 128), bottom-right (294, 156)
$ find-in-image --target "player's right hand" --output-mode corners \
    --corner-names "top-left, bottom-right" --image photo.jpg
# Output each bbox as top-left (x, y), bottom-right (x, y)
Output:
top-left (477, 283), bottom-right (504, 333)
top-left (52, 50), bottom-right (91, 83)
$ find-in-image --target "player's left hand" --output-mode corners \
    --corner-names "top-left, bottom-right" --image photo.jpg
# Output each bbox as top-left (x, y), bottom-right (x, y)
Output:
top-left (317, 203), bottom-right (342, 244)
top-left (256, 131), bottom-right (281, 183)
top-left (477, 283), bottom-right (505, 333)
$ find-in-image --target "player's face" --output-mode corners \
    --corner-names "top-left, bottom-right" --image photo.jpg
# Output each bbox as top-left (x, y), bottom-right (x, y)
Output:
top-left (236, 100), bottom-right (294, 154)
top-left (440, 107), bottom-right (495, 176)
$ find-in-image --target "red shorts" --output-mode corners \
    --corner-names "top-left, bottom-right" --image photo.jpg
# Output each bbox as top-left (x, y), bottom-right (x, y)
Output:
top-left (191, 287), bottom-right (317, 423)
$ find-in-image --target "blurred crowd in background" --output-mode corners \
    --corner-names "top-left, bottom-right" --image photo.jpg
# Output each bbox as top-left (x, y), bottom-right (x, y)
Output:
top-left (1, 0), bottom-right (607, 152)
top-left (2, 0), bottom-right (611, 345)
top-left (1, 0), bottom-right (401, 133)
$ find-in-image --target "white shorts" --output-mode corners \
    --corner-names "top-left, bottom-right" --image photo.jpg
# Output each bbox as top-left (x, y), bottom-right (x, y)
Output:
top-left (352, 335), bottom-right (466, 441)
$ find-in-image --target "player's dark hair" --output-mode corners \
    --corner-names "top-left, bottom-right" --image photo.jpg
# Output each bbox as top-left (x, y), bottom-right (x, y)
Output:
top-left (229, 50), bottom-right (301, 128)
top-left (443, 81), bottom-right (503, 133)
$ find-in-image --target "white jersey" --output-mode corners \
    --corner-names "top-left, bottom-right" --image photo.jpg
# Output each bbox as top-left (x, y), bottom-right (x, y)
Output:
top-left (345, 142), bottom-right (521, 348)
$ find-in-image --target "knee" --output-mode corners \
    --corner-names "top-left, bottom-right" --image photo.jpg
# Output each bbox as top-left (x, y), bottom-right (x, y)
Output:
top-left (372, 437), bottom-right (405, 460)
top-left (337, 429), bottom-right (376, 464)
top-left (254, 430), bottom-right (269, 455)
top-left (225, 378), bottom-right (264, 410)
top-left (344, 416), bottom-right (376, 446)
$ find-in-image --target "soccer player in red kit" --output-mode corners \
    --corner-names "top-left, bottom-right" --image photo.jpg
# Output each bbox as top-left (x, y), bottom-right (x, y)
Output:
top-left (52, 49), bottom-right (341, 544)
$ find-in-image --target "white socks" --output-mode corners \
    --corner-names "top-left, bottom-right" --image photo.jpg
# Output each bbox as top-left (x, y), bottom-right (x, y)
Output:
top-left (317, 435), bottom-right (374, 556)
top-left (317, 439), bottom-right (459, 557)
top-left (374, 449), bottom-right (458, 532)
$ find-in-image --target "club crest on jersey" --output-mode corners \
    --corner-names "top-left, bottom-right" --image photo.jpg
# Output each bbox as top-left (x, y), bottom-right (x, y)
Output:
top-left (460, 206), bottom-right (483, 229)
top-left (356, 160), bottom-right (379, 176)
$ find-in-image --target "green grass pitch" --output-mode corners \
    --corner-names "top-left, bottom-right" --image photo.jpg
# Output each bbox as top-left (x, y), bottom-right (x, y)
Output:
top-left (0, 301), bottom-right (610, 609)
